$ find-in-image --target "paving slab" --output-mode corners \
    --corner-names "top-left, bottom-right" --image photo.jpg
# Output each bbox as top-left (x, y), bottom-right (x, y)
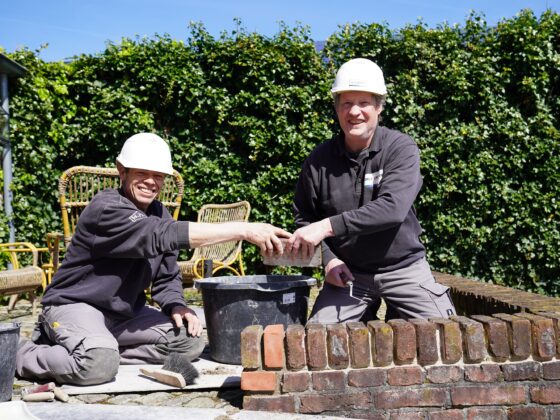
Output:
top-left (61, 356), bottom-right (242, 395)
top-left (12, 401), bottom-right (351, 420)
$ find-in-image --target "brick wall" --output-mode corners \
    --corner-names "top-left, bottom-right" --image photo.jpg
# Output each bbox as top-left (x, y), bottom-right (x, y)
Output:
top-left (240, 313), bottom-right (560, 418)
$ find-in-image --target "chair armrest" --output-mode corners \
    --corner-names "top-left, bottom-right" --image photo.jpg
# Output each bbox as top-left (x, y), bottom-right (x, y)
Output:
top-left (0, 242), bottom-right (41, 268)
top-left (46, 232), bottom-right (65, 272)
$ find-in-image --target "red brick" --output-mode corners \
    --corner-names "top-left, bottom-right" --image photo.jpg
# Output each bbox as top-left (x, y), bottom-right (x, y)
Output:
top-left (426, 365), bottom-right (463, 384)
top-left (285, 324), bottom-right (306, 370)
top-left (549, 407), bottom-right (560, 419)
top-left (543, 361), bottom-right (560, 380)
top-left (306, 323), bottom-right (327, 370)
top-left (515, 313), bottom-right (555, 360)
top-left (493, 313), bottom-right (531, 360)
top-left (537, 311), bottom-right (560, 357)
top-left (450, 316), bottom-right (487, 363)
top-left (241, 325), bottom-right (262, 369)
top-left (326, 323), bottom-right (349, 369)
top-left (263, 324), bottom-right (285, 369)
top-left (376, 388), bottom-right (447, 409)
top-left (463, 364), bottom-right (502, 382)
top-left (281, 371), bottom-right (309, 392)
top-left (347, 322), bottom-right (371, 368)
top-left (243, 395), bottom-right (295, 413)
top-left (241, 370), bottom-right (277, 392)
top-left (311, 370), bottom-right (346, 391)
top-left (451, 385), bottom-right (526, 406)
top-left (501, 361), bottom-right (541, 381)
top-left (466, 407), bottom-right (506, 420)
top-left (299, 391), bottom-right (371, 414)
top-left (387, 366), bottom-right (423, 386)
top-left (368, 320), bottom-right (393, 366)
top-left (428, 410), bottom-right (464, 420)
top-left (388, 319), bottom-right (416, 364)
top-left (348, 368), bottom-right (385, 387)
top-left (531, 385), bottom-right (560, 404)
top-left (508, 407), bottom-right (546, 420)
top-left (410, 319), bottom-right (439, 365)
top-left (471, 315), bottom-right (510, 361)
top-left (431, 318), bottom-right (462, 364)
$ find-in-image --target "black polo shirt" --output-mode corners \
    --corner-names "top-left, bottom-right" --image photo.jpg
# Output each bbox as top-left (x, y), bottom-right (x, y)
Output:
top-left (293, 125), bottom-right (426, 274)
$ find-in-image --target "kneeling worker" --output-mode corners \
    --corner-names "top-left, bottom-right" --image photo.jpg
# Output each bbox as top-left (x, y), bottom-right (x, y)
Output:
top-left (17, 132), bottom-right (291, 385)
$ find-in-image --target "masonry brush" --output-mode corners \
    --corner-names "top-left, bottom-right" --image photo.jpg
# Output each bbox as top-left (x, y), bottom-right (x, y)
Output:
top-left (139, 352), bottom-right (199, 388)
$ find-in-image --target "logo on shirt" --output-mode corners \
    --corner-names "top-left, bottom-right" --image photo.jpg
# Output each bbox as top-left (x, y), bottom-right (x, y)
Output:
top-left (364, 169), bottom-right (383, 190)
top-left (129, 211), bottom-right (147, 223)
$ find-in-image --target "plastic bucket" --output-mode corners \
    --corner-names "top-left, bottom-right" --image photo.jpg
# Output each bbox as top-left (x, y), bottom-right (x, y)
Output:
top-left (0, 322), bottom-right (20, 402)
top-left (195, 275), bottom-right (316, 364)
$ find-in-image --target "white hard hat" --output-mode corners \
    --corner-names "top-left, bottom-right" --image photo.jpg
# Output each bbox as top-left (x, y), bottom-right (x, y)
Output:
top-left (116, 133), bottom-right (174, 175)
top-left (331, 58), bottom-right (387, 96)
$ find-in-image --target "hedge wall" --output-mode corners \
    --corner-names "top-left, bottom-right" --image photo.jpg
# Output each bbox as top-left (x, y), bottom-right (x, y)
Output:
top-left (1, 10), bottom-right (558, 294)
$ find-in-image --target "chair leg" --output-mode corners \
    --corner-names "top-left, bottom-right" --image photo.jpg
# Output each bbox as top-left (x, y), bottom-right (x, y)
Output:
top-left (8, 293), bottom-right (18, 312)
top-left (29, 291), bottom-right (38, 315)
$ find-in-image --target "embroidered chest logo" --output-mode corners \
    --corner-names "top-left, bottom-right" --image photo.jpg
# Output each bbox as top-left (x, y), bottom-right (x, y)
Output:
top-left (129, 211), bottom-right (147, 223)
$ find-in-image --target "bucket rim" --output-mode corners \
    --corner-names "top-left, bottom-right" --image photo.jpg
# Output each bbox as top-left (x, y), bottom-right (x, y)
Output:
top-left (195, 275), bottom-right (317, 291)
top-left (0, 322), bottom-right (21, 333)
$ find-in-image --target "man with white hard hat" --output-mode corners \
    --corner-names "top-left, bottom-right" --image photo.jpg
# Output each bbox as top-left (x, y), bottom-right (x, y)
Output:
top-left (287, 58), bottom-right (455, 323)
top-left (17, 132), bottom-right (291, 385)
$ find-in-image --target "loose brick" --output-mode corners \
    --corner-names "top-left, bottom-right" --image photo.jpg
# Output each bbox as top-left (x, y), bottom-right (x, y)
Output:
top-left (281, 371), bottom-right (309, 393)
top-left (515, 313), bottom-right (556, 360)
top-left (368, 320), bottom-right (393, 366)
top-left (464, 364), bottom-right (502, 382)
top-left (285, 324), bottom-right (306, 370)
top-left (502, 361), bottom-right (541, 381)
top-left (508, 407), bottom-right (546, 420)
top-left (312, 370), bottom-right (346, 391)
top-left (376, 388), bottom-right (447, 409)
top-left (410, 319), bottom-right (439, 365)
top-left (241, 325), bottom-right (263, 369)
top-left (451, 316), bottom-right (487, 363)
top-left (428, 410), bottom-right (464, 420)
top-left (451, 384), bottom-right (526, 406)
top-left (299, 391), bottom-right (371, 414)
top-left (537, 311), bottom-right (560, 357)
top-left (348, 368), bottom-right (385, 387)
top-left (326, 323), bottom-right (349, 369)
top-left (426, 365), bottom-right (463, 384)
top-left (263, 324), bottom-right (285, 369)
top-left (493, 313), bottom-right (531, 360)
top-left (241, 371), bottom-right (277, 392)
top-left (465, 407), bottom-right (506, 420)
top-left (431, 318), bottom-right (462, 364)
top-left (388, 319), bottom-right (416, 364)
top-left (387, 366), bottom-right (423, 386)
top-left (347, 322), bottom-right (371, 368)
top-left (531, 385), bottom-right (560, 404)
top-left (471, 315), bottom-right (510, 361)
top-left (543, 361), bottom-right (560, 380)
top-left (306, 323), bottom-right (327, 370)
top-left (243, 395), bottom-right (295, 413)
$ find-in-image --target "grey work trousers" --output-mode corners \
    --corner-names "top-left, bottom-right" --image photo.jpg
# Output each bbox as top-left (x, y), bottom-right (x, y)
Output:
top-left (16, 302), bottom-right (205, 385)
top-left (308, 258), bottom-right (455, 324)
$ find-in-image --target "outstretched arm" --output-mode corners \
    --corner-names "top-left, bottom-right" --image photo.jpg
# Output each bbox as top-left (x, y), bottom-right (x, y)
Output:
top-left (188, 222), bottom-right (292, 256)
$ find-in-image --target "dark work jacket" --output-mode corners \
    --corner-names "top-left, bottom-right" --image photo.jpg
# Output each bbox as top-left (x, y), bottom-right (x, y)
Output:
top-left (42, 188), bottom-right (190, 318)
top-left (293, 126), bottom-right (426, 274)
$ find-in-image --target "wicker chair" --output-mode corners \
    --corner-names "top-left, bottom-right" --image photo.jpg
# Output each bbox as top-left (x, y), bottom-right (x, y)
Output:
top-left (46, 165), bottom-right (184, 277)
top-left (0, 242), bottom-right (46, 315)
top-left (178, 201), bottom-right (251, 286)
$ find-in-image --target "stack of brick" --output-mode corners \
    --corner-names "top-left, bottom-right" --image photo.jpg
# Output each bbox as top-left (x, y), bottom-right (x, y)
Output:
top-left (240, 313), bottom-right (560, 418)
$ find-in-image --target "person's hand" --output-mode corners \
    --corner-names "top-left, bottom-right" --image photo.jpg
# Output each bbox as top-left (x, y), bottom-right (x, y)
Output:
top-left (171, 306), bottom-right (203, 337)
top-left (244, 223), bottom-right (292, 257)
top-left (324, 258), bottom-right (354, 288)
top-left (285, 219), bottom-right (333, 259)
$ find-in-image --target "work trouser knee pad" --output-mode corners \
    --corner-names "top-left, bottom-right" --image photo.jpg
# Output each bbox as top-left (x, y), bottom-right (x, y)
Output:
top-left (155, 327), bottom-right (205, 361)
top-left (71, 347), bottom-right (120, 386)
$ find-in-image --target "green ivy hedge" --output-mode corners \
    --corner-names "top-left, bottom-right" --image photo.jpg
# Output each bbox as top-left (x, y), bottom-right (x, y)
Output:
top-left (1, 10), bottom-right (558, 294)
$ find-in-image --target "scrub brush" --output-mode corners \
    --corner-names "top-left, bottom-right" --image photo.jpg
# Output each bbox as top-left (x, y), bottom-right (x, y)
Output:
top-left (139, 352), bottom-right (199, 388)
